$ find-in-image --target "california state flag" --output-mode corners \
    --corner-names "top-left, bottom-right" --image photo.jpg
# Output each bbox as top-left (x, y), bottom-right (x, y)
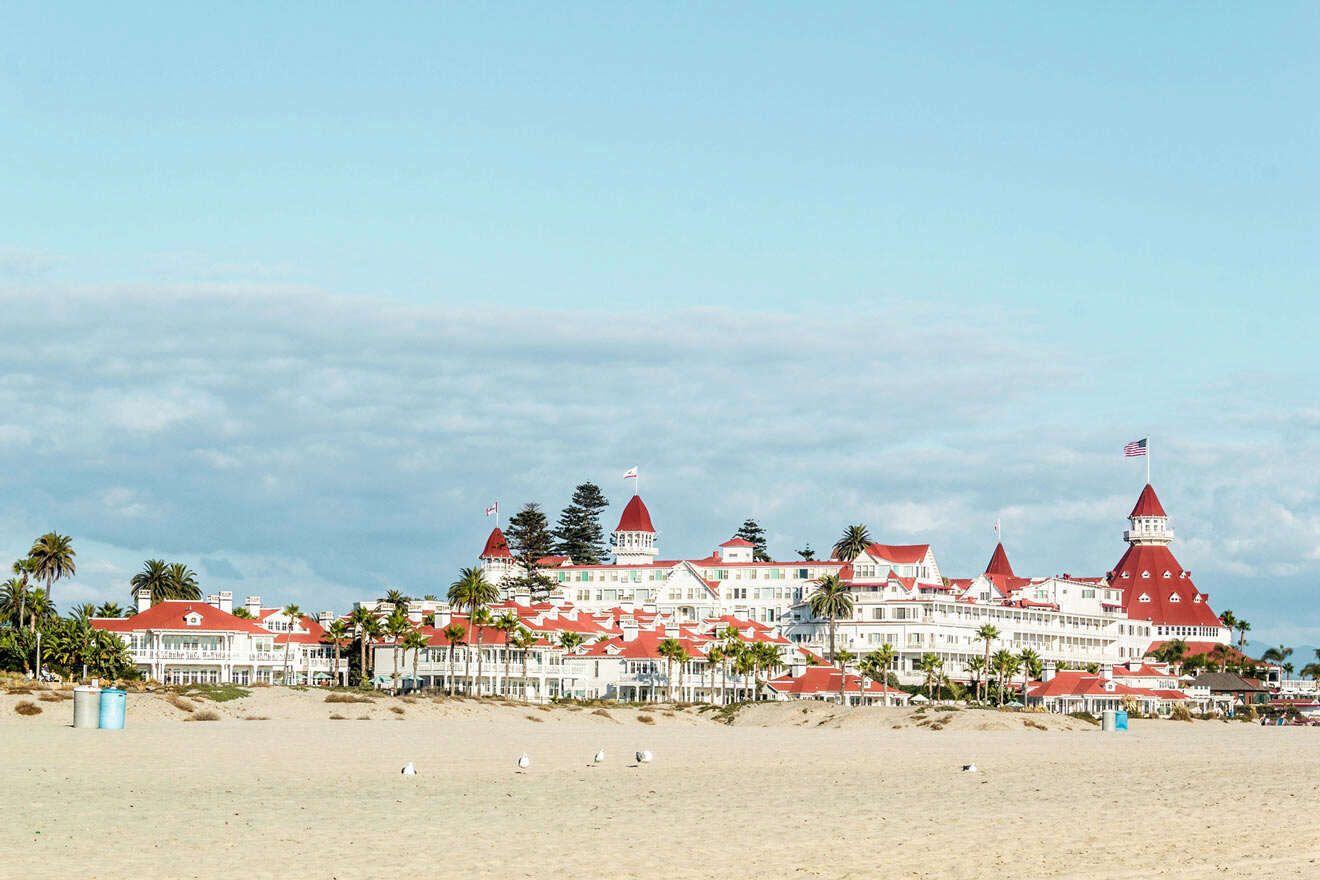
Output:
top-left (623, 467), bottom-right (638, 479)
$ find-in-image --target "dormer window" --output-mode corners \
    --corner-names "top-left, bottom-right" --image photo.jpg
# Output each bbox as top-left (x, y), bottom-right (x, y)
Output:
top-left (1138, 593), bottom-right (1150, 603)
top-left (1141, 571), bottom-right (1150, 578)
top-left (1121, 572), bottom-right (1130, 579)
top-left (1168, 593), bottom-right (1180, 603)
top-left (184, 612), bottom-right (202, 627)
top-left (1162, 571), bottom-right (1171, 578)
top-left (1193, 595), bottom-right (1202, 603)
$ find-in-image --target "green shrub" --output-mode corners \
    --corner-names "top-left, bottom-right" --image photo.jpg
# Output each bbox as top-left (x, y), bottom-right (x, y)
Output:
top-left (1067, 711), bottom-right (1099, 726)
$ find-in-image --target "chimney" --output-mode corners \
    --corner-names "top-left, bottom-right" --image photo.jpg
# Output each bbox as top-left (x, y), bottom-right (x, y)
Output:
top-left (218, 591), bottom-right (233, 614)
top-left (621, 620), bottom-right (639, 642)
top-left (318, 611), bottom-right (334, 628)
top-left (435, 608), bottom-right (452, 627)
top-left (663, 623), bottom-right (677, 638)
top-left (245, 596), bottom-right (261, 618)
top-left (642, 602), bottom-right (657, 615)
top-left (1042, 662), bottom-right (1057, 683)
top-left (513, 590), bottom-right (531, 607)
top-left (1101, 664), bottom-right (1113, 680)
top-left (620, 599), bottom-right (634, 614)
top-left (791, 661), bottom-right (806, 678)
top-left (206, 594), bottom-right (220, 609)
top-left (1129, 659), bottom-right (1144, 673)
top-left (136, 587), bottom-right (152, 614)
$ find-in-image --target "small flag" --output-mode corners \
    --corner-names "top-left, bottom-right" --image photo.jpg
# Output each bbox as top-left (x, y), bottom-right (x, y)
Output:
top-left (623, 467), bottom-right (638, 480)
top-left (485, 502), bottom-right (499, 517)
top-left (1124, 438), bottom-right (1148, 457)
top-left (993, 518), bottom-right (1000, 539)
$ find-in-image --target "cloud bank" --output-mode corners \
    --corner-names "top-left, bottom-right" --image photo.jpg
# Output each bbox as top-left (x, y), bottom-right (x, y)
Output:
top-left (1, 285), bottom-right (1316, 639)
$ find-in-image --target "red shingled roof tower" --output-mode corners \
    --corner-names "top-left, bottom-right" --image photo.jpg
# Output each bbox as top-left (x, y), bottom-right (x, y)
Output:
top-left (984, 542), bottom-right (1015, 578)
top-left (1111, 484), bottom-right (1225, 638)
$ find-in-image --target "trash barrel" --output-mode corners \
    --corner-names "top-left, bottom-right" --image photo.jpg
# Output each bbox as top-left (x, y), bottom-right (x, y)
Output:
top-left (98, 688), bottom-right (126, 730)
top-left (73, 684), bottom-right (102, 728)
top-left (1101, 709), bottom-right (1117, 731)
top-left (1115, 710), bottom-right (1128, 731)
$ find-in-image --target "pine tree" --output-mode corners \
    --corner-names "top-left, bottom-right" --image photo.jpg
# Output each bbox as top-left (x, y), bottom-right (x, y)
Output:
top-left (506, 503), bottom-right (556, 600)
top-left (552, 483), bottom-right (610, 564)
top-left (797, 543), bottom-right (816, 561)
top-left (735, 518), bottom-right (771, 562)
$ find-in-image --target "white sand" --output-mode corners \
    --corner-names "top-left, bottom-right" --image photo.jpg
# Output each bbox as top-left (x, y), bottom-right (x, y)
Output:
top-left (2, 687), bottom-right (1316, 879)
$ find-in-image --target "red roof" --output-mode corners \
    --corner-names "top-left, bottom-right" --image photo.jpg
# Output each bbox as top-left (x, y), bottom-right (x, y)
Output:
top-left (984, 542), bottom-right (1015, 578)
top-left (1028, 670), bottom-right (1185, 701)
top-left (581, 630), bottom-right (707, 660)
top-left (719, 537), bottom-right (754, 548)
top-left (615, 495), bottom-right (656, 533)
top-left (865, 543), bottom-right (930, 564)
top-left (1111, 543), bottom-right (1222, 628)
top-left (765, 667), bottom-right (906, 696)
top-left (92, 601), bottom-right (272, 635)
top-left (1130, 484), bottom-right (1167, 518)
top-left (480, 527), bottom-right (512, 559)
top-left (536, 555), bottom-right (571, 566)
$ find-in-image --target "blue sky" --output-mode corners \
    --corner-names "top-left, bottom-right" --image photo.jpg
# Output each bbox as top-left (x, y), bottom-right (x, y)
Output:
top-left (1, 5), bottom-right (1317, 641)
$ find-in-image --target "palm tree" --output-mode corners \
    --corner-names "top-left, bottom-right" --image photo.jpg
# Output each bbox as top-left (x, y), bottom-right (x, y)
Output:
top-left (28, 533), bottom-right (75, 608)
top-left (1262, 644), bottom-right (1293, 668)
top-left (916, 652), bottom-right (942, 702)
top-left (1018, 648), bottom-right (1042, 705)
top-left (836, 649), bottom-right (855, 705)
top-left (401, 629), bottom-right (429, 691)
top-left (965, 655), bottom-right (986, 701)
top-left (755, 642), bottom-right (782, 701)
top-left (129, 559), bottom-right (172, 606)
top-left (0, 578), bottom-right (28, 627)
top-left (1234, 619), bottom-right (1251, 656)
top-left (8, 558), bottom-right (35, 628)
top-left (873, 643), bottom-right (896, 691)
top-left (470, 606), bottom-right (494, 697)
top-left (348, 607), bottom-right (375, 685)
top-left (494, 612), bottom-right (520, 696)
top-left (281, 603), bottom-right (303, 685)
top-left (326, 619), bottom-right (350, 685)
top-left (383, 588), bottom-right (410, 611)
top-left (448, 567), bottom-right (499, 694)
top-left (976, 624), bottom-right (1001, 702)
top-left (1210, 643), bottom-right (1229, 673)
top-left (1219, 609), bottom-right (1238, 645)
top-left (95, 601), bottom-right (125, 618)
top-left (441, 623), bottom-right (467, 695)
top-left (384, 606), bottom-right (411, 692)
top-left (675, 647), bottom-right (692, 703)
top-left (1152, 637), bottom-right (1188, 674)
top-left (859, 652), bottom-right (882, 706)
top-left (733, 650), bottom-right (756, 703)
top-left (720, 625), bottom-right (742, 704)
top-left (166, 563), bottom-right (201, 601)
top-left (1302, 661), bottom-right (1320, 681)
top-left (71, 603), bottom-right (97, 623)
top-left (705, 645), bottom-right (724, 702)
top-left (832, 524), bottom-right (872, 562)
top-left (513, 627), bottom-right (538, 700)
top-left (808, 574), bottom-right (854, 663)
top-left (232, 606), bottom-right (256, 619)
top-left (655, 637), bottom-right (683, 702)
top-left (991, 649), bottom-right (1018, 705)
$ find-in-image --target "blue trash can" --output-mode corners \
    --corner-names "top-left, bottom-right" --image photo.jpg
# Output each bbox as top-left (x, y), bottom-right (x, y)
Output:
top-left (1115, 710), bottom-right (1128, 730)
top-left (98, 689), bottom-right (126, 730)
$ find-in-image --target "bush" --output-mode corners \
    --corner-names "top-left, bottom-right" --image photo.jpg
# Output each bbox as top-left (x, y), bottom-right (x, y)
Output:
top-left (592, 708), bottom-right (614, 720)
top-left (14, 701), bottom-right (42, 716)
top-left (1170, 704), bottom-right (1193, 722)
top-left (525, 714), bottom-right (544, 722)
top-left (329, 713), bottom-right (347, 720)
top-left (325, 693), bottom-right (374, 704)
top-left (184, 710), bottom-right (221, 721)
top-left (181, 684), bottom-right (250, 703)
top-left (166, 694), bottom-right (196, 712)
top-left (39, 692), bottom-right (72, 702)
top-left (1067, 711), bottom-right (1099, 726)
top-left (390, 706), bottom-right (405, 715)
top-left (637, 714), bottom-right (655, 724)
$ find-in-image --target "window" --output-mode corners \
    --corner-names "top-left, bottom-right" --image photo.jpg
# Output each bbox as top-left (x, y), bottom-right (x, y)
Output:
top-left (797, 568), bottom-right (809, 579)
top-left (1169, 593), bottom-right (1180, 603)
top-left (1162, 571), bottom-right (1171, 578)
top-left (1138, 593), bottom-right (1150, 603)
top-left (1081, 589), bottom-right (1095, 598)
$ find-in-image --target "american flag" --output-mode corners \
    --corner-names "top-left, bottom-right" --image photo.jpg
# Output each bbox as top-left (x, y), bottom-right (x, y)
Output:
top-left (1124, 438), bottom-right (1147, 457)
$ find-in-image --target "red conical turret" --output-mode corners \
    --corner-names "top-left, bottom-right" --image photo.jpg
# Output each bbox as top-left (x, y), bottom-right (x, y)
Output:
top-left (984, 542), bottom-right (1015, 578)
top-left (480, 527), bottom-right (512, 559)
top-left (1129, 484), bottom-right (1167, 518)
top-left (615, 495), bottom-right (656, 533)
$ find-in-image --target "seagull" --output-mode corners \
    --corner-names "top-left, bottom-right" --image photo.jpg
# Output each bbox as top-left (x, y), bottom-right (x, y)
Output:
top-left (636, 750), bottom-right (653, 764)
top-left (961, 763), bottom-right (977, 773)
top-left (517, 753), bottom-right (531, 771)
top-left (401, 762), bottom-right (416, 775)
top-left (593, 748), bottom-right (606, 765)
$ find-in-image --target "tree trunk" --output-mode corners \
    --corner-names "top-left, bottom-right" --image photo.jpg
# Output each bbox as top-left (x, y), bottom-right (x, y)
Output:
top-left (827, 615), bottom-right (836, 663)
top-left (521, 652), bottom-right (529, 701)
top-left (448, 645), bottom-right (455, 695)
top-left (463, 644), bottom-right (472, 695)
top-left (473, 631), bottom-right (483, 697)
top-left (359, 632), bottom-right (367, 687)
top-left (392, 640), bottom-right (400, 692)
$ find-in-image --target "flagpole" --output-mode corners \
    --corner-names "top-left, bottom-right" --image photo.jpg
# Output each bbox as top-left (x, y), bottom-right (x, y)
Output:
top-left (1147, 437), bottom-right (1151, 485)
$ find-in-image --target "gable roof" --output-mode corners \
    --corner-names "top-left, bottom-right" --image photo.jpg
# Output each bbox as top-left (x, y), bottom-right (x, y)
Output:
top-left (865, 543), bottom-right (930, 565)
top-left (719, 537), bottom-right (754, 548)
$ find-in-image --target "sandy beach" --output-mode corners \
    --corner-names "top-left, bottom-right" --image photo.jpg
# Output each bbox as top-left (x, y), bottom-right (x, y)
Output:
top-left (2, 688), bottom-right (1317, 879)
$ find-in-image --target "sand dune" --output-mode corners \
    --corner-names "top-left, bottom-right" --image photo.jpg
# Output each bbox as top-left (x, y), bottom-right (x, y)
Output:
top-left (2, 687), bottom-right (1316, 879)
